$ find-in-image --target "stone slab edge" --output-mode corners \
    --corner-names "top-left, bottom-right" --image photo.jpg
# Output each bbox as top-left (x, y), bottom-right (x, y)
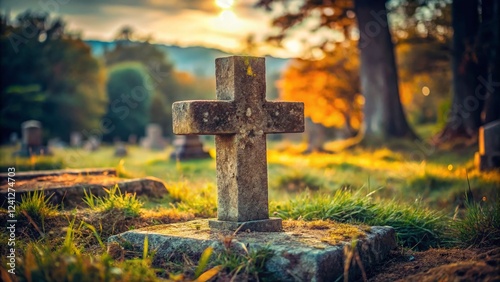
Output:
top-left (109, 221), bottom-right (396, 282)
top-left (209, 217), bottom-right (282, 232)
top-left (0, 167), bottom-right (116, 180)
top-left (0, 176), bottom-right (167, 208)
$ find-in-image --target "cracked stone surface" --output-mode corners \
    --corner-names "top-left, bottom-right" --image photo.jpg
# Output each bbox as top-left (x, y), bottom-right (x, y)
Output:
top-left (172, 56), bottom-right (304, 230)
top-left (109, 219), bottom-right (397, 281)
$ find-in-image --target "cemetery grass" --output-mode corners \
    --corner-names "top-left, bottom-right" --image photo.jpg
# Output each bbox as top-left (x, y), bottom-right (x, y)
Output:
top-left (0, 142), bottom-right (499, 281)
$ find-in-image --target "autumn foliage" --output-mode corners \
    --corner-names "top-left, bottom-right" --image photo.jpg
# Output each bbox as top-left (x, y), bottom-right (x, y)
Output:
top-left (279, 42), bottom-right (362, 135)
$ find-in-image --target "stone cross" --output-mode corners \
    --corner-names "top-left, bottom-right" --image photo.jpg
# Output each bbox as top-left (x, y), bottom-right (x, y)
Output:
top-left (173, 56), bottom-right (304, 232)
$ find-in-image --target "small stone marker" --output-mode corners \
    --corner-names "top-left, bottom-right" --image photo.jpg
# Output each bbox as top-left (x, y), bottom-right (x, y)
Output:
top-left (170, 135), bottom-right (210, 160)
top-left (475, 119), bottom-right (500, 171)
top-left (83, 136), bottom-right (100, 151)
top-left (16, 120), bottom-right (49, 157)
top-left (173, 56), bottom-right (304, 232)
top-left (141, 123), bottom-right (167, 150)
top-left (114, 141), bottom-right (128, 157)
top-left (70, 132), bottom-right (83, 147)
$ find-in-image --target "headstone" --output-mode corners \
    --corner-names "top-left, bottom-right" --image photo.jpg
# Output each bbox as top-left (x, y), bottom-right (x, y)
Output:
top-left (9, 132), bottom-right (18, 145)
top-left (114, 142), bottom-right (128, 157)
top-left (170, 135), bottom-right (210, 160)
top-left (173, 56), bottom-right (304, 232)
top-left (141, 124), bottom-right (167, 150)
top-left (70, 132), bottom-right (83, 147)
top-left (475, 119), bottom-right (500, 171)
top-left (48, 137), bottom-right (65, 148)
top-left (83, 136), bottom-right (100, 151)
top-left (128, 134), bottom-right (137, 145)
top-left (16, 120), bottom-right (50, 157)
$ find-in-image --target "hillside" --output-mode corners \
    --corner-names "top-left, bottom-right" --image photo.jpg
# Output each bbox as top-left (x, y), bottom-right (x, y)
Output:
top-left (85, 40), bottom-right (290, 78)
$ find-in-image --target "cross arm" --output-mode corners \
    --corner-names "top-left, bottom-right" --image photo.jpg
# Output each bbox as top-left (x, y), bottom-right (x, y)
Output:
top-left (173, 100), bottom-right (237, 135)
top-left (264, 102), bottom-right (305, 133)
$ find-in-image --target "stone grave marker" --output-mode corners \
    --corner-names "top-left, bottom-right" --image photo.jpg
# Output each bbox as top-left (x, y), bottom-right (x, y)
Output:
top-left (128, 134), bottom-right (138, 145)
top-left (0, 168), bottom-right (167, 208)
top-left (9, 132), bottom-right (18, 145)
top-left (475, 119), bottom-right (500, 171)
top-left (16, 120), bottom-right (50, 157)
top-left (173, 56), bottom-right (304, 232)
top-left (141, 123), bottom-right (167, 150)
top-left (114, 141), bottom-right (128, 157)
top-left (83, 136), bottom-right (100, 151)
top-left (70, 132), bottom-right (83, 147)
top-left (170, 135), bottom-right (210, 160)
top-left (109, 56), bottom-right (397, 281)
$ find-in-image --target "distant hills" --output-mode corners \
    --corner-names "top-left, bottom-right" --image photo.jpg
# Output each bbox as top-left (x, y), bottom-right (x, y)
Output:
top-left (85, 40), bottom-right (290, 78)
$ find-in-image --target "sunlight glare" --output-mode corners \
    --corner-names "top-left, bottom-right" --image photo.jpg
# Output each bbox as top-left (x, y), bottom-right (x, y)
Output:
top-left (216, 0), bottom-right (234, 9)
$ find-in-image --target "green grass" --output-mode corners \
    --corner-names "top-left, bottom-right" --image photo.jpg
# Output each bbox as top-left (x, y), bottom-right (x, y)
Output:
top-left (17, 190), bottom-right (57, 229)
top-left (83, 184), bottom-right (143, 218)
top-left (446, 196), bottom-right (500, 248)
top-left (272, 189), bottom-right (445, 250)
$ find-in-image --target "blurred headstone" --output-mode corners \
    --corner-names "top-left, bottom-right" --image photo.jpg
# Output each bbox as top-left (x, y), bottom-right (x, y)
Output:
top-left (114, 142), bottom-right (128, 157)
top-left (48, 137), bottom-right (66, 148)
top-left (83, 136), bottom-right (100, 151)
top-left (475, 119), bottom-right (500, 171)
top-left (170, 135), bottom-right (210, 160)
top-left (9, 132), bottom-right (18, 145)
top-left (70, 132), bottom-right (83, 147)
top-left (128, 134), bottom-right (137, 145)
top-left (15, 120), bottom-right (50, 157)
top-left (141, 123), bottom-right (166, 150)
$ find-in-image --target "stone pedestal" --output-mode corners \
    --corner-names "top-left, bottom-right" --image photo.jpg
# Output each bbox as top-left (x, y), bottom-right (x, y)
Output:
top-left (170, 135), bottom-right (210, 160)
top-left (209, 217), bottom-right (282, 232)
top-left (109, 220), bottom-right (397, 282)
top-left (475, 120), bottom-right (500, 171)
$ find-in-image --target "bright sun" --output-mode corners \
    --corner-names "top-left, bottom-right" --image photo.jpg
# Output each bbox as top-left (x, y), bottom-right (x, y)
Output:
top-left (215, 0), bottom-right (234, 9)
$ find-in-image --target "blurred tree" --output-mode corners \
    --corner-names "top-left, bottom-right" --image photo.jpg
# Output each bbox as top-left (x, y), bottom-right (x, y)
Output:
top-left (434, 0), bottom-right (500, 143)
top-left (391, 1), bottom-right (453, 126)
top-left (256, 0), bottom-right (417, 146)
top-left (104, 27), bottom-right (213, 137)
top-left (103, 62), bottom-right (153, 141)
top-left (279, 41), bottom-right (362, 137)
top-left (0, 11), bottom-right (107, 142)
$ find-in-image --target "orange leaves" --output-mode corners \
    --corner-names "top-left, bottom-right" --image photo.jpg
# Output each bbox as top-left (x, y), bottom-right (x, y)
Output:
top-left (279, 41), bottom-right (362, 130)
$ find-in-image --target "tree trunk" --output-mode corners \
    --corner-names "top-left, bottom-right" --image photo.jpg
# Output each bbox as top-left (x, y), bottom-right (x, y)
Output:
top-left (482, 0), bottom-right (500, 123)
top-left (436, 0), bottom-right (482, 142)
top-left (354, 0), bottom-right (417, 146)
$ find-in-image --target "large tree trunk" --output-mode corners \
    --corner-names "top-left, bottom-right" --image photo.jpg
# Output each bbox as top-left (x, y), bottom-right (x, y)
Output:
top-left (354, 0), bottom-right (416, 145)
top-left (436, 0), bottom-right (482, 142)
top-left (482, 0), bottom-right (500, 123)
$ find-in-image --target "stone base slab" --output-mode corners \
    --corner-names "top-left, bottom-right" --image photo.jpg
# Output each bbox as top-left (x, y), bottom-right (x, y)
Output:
top-left (209, 217), bottom-right (282, 232)
top-left (109, 219), bottom-right (397, 281)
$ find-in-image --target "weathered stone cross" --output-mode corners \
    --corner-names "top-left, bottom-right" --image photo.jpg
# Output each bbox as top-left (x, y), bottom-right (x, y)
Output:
top-left (172, 56), bottom-right (304, 232)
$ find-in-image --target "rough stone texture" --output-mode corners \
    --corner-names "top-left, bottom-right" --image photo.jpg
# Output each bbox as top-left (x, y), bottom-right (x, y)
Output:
top-left (475, 120), bottom-right (500, 171)
top-left (208, 217), bottom-right (282, 232)
top-left (109, 220), bottom-right (397, 282)
top-left (170, 135), bottom-right (210, 160)
top-left (0, 168), bottom-right (167, 208)
top-left (172, 56), bottom-right (304, 230)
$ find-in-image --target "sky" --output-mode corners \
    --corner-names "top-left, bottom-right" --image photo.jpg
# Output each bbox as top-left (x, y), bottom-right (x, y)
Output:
top-left (1, 0), bottom-right (306, 57)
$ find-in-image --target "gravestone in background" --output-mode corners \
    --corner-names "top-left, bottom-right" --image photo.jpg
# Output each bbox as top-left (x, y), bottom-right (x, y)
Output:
top-left (170, 135), bottom-right (210, 160)
top-left (114, 141), bottom-right (128, 157)
top-left (83, 136), bottom-right (100, 151)
top-left (128, 134), bottom-right (138, 145)
top-left (70, 132), bottom-right (83, 147)
top-left (140, 123), bottom-right (167, 150)
top-left (475, 119), bottom-right (500, 171)
top-left (16, 120), bottom-right (50, 157)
